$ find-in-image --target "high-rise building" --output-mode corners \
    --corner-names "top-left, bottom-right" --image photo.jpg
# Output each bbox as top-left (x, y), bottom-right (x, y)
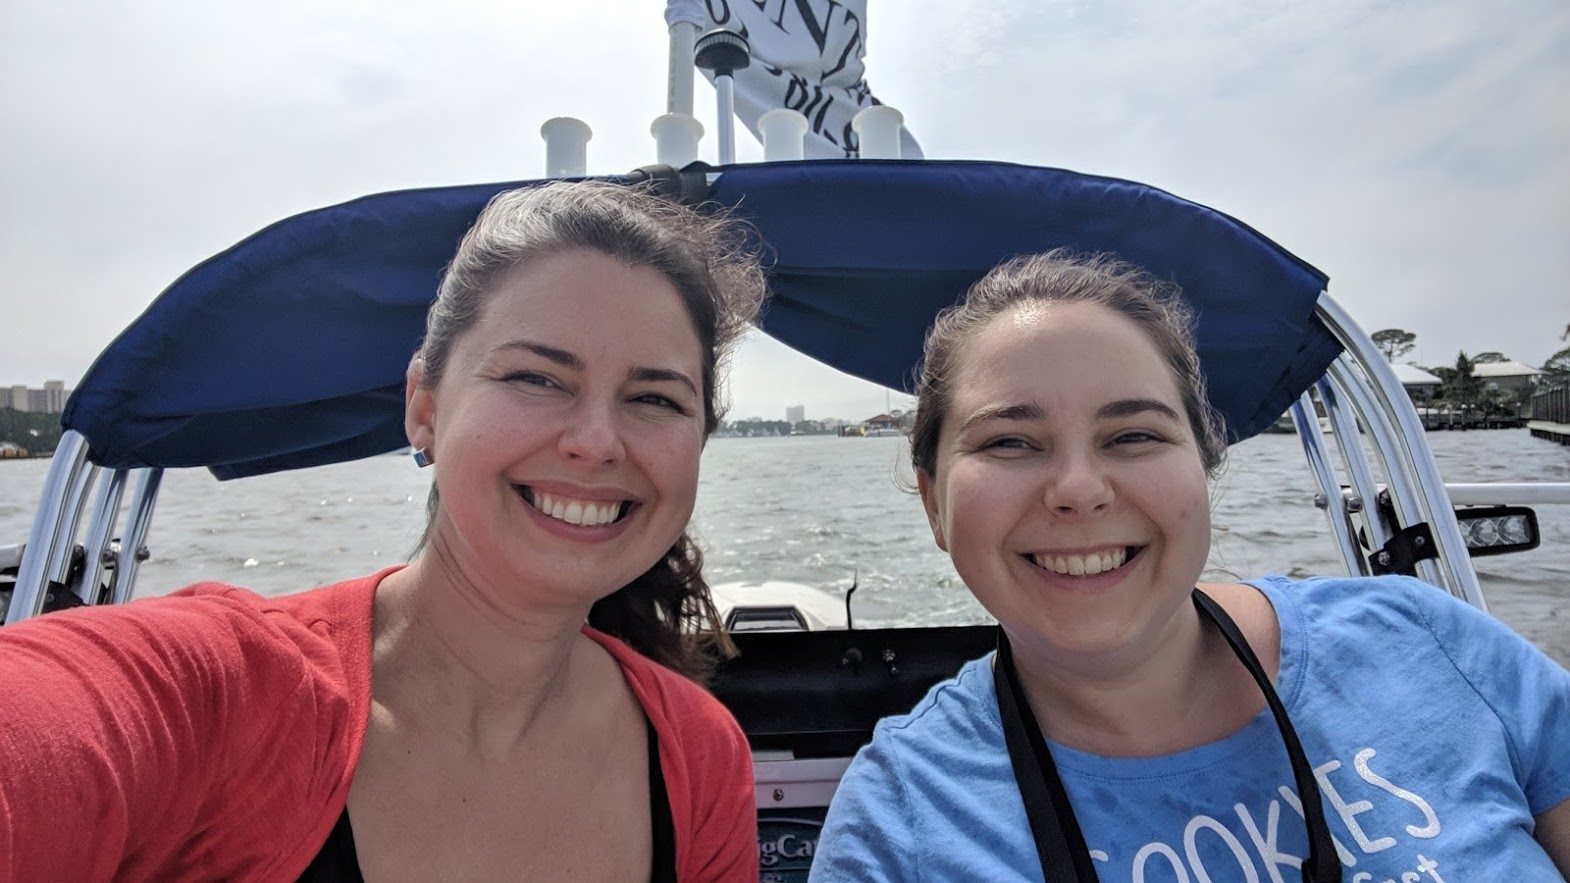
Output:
top-left (43, 380), bottom-right (66, 413)
top-left (4, 381), bottom-right (72, 414)
top-left (786, 404), bottom-right (805, 425)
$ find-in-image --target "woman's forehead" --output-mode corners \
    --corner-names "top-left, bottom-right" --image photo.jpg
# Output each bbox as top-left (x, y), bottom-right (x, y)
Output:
top-left (960, 301), bottom-right (1160, 368)
top-left (947, 303), bottom-right (1182, 414)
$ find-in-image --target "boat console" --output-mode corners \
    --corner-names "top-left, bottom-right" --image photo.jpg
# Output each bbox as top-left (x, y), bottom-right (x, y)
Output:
top-left (712, 624), bottom-right (995, 879)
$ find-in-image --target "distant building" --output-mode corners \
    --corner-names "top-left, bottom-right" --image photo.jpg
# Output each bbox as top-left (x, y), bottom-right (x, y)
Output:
top-left (786, 404), bottom-right (805, 425)
top-left (4, 380), bottom-right (71, 414)
top-left (850, 412), bottom-right (907, 436)
top-left (1392, 363), bottom-right (1442, 403)
top-left (1472, 361), bottom-right (1544, 398)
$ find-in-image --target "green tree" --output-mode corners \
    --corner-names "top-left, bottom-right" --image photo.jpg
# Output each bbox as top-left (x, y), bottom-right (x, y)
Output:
top-left (1543, 347), bottom-right (1570, 384)
top-left (1477, 387), bottom-right (1523, 418)
top-left (0, 408), bottom-right (63, 454)
top-left (1371, 328), bottom-right (1417, 361)
top-left (1472, 351), bottom-right (1509, 364)
top-left (1440, 352), bottom-right (1483, 416)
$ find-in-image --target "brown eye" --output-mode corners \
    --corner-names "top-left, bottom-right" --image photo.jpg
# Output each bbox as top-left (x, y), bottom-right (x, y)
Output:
top-left (981, 436), bottom-right (1034, 452)
top-left (632, 393), bottom-right (688, 415)
top-left (505, 371), bottom-right (559, 389)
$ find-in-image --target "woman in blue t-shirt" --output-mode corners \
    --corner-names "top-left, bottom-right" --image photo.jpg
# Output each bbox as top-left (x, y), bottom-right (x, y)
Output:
top-left (811, 250), bottom-right (1570, 882)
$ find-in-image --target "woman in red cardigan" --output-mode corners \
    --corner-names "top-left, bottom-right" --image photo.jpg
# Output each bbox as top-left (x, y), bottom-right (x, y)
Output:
top-left (1, 180), bottom-right (766, 882)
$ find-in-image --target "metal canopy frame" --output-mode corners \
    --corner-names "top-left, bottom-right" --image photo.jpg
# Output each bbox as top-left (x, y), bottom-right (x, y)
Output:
top-left (5, 433), bottom-right (163, 625)
top-left (0, 291), bottom-right (1536, 623)
top-left (9, 264), bottom-right (1566, 626)
top-left (1288, 294), bottom-right (1496, 608)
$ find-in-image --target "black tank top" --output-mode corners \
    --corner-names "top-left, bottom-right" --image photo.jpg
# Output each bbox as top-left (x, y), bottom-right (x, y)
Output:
top-left (297, 718), bottom-right (678, 882)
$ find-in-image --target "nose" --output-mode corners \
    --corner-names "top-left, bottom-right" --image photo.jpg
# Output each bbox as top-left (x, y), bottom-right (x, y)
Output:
top-left (1044, 449), bottom-right (1113, 515)
top-left (558, 398), bottom-right (626, 466)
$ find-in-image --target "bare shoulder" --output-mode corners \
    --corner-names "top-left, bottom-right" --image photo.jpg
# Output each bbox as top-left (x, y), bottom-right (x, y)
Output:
top-left (1197, 581), bottom-right (1283, 679)
top-left (580, 628), bottom-right (748, 755)
top-left (1535, 796), bottom-right (1570, 877)
top-left (567, 630), bottom-right (647, 725)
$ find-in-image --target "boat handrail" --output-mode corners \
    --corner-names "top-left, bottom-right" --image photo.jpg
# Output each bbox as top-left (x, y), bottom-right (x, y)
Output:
top-left (1306, 294), bottom-right (1487, 607)
top-left (1442, 483), bottom-right (1570, 506)
top-left (6, 432), bottom-right (91, 625)
top-left (110, 469), bottom-right (163, 606)
top-left (1317, 375), bottom-right (1392, 553)
top-left (1323, 354), bottom-right (1452, 591)
top-left (1290, 393), bottom-right (1367, 576)
top-left (73, 466), bottom-right (130, 605)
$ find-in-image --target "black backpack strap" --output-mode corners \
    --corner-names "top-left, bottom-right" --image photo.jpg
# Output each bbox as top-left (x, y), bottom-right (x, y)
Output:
top-left (1192, 589), bottom-right (1340, 883)
top-left (993, 630), bottom-right (1101, 881)
top-left (992, 591), bottom-right (1342, 883)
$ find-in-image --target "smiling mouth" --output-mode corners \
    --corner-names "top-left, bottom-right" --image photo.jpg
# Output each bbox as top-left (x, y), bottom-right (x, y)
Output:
top-left (1026, 546), bottom-right (1143, 576)
top-left (519, 487), bottom-right (633, 527)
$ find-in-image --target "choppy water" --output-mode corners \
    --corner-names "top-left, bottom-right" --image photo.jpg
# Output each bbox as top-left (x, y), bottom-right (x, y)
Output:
top-left (2, 431), bottom-right (1566, 665)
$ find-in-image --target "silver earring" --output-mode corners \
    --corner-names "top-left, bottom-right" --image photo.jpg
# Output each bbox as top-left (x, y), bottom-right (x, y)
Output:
top-left (412, 448), bottom-right (432, 468)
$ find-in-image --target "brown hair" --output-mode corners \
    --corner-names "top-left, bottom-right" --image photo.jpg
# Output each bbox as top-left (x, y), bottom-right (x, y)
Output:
top-left (909, 249), bottom-right (1226, 478)
top-left (414, 181), bottom-right (766, 680)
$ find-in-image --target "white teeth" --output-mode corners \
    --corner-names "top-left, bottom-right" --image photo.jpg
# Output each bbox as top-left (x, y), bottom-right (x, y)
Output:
top-left (1032, 547), bottom-right (1128, 576)
top-left (529, 491), bottom-right (624, 526)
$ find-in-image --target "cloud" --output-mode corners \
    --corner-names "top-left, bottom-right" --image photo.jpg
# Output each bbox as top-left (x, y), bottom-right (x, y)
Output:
top-left (2, 0), bottom-right (1566, 401)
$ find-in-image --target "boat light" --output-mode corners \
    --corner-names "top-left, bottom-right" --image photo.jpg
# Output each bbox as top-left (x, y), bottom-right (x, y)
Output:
top-left (1455, 505), bottom-right (1540, 556)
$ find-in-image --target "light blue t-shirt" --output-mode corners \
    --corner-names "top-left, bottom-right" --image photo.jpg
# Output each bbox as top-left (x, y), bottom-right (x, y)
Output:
top-left (810, 575), bottom-right (1570, 882)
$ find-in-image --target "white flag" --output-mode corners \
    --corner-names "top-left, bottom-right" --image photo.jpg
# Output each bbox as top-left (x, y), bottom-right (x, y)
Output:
top-left (665, 0), bottom-right (922, 159)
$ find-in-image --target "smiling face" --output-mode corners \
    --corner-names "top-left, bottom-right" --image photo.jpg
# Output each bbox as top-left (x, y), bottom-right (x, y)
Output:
top-left (406, 248), bottom-right (706, 610)
top-left (917, 301), bottom-right (1212, 667)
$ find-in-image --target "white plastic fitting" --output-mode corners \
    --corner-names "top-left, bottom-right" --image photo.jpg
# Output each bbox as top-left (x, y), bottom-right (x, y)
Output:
top-left (759, 109), bottom-right (809, 161)
top-left (650, 113), bottom-right (705, 168)
top-left (851, 106), bottom-right (904, 159)
top-left (540, 117), bottom-right (592, 177)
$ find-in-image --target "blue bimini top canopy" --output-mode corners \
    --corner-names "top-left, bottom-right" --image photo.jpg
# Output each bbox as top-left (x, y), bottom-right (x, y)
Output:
top-left (63, 159), bottom-right (1338, 480)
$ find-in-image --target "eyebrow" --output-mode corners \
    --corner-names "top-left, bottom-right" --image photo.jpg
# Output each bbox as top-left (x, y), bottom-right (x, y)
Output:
top-left (957, 398), bottom-right (1182, 435)
top-left (957, 403), bottom-right (1043, 435)
top-left (1097, 398), bottom-right (1183, 422)
top-left (500, 340), bottom-right (698, 398)
top-left (500, 340), bottom-right (581, 369)
top-left (630, 366), bottom-right (699, 399)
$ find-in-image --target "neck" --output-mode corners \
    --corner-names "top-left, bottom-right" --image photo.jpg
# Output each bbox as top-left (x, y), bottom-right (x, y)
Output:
top-left (371, 546), bottom-right (595, 758)
top-left (1007, 597), bottom-right (1258, 757)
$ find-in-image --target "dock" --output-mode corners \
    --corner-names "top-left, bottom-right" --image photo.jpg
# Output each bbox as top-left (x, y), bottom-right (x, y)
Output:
top-left (1529, 385), bottom-right (1570, 446)
top-left (1417, 413), bottom-right (1527, 431)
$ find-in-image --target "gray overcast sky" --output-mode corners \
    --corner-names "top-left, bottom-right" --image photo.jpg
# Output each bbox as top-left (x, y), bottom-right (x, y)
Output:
top-left (2, 1), bottom-right (1566, 423)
